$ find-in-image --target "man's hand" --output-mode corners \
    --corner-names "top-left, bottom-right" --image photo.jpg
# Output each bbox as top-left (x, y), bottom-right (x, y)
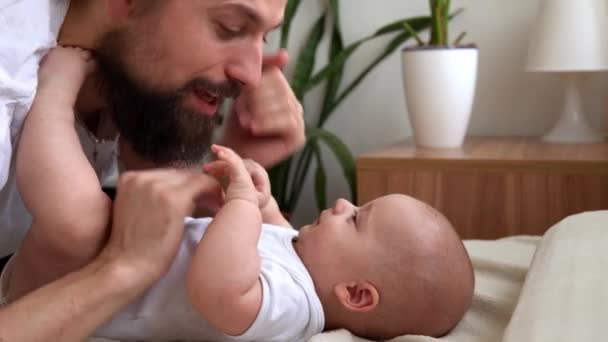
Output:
top-left (219, 50), bottom-right (305, 168)
top-left (101, 169), bottom-right (223, 284)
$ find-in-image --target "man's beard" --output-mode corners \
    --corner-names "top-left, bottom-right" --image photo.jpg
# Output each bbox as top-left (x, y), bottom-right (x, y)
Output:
top-left (95, 31), bottom-right (240, 167)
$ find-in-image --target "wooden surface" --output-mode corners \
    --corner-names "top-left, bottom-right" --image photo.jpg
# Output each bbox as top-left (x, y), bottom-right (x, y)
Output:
top-left (357, 137), bottom-right (608, 239)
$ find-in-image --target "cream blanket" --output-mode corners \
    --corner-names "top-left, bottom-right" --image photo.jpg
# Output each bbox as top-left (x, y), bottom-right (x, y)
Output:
top-left (91, 211), bottom-right (608, 342)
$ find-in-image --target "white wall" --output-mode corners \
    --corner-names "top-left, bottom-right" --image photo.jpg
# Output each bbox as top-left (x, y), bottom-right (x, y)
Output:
top-left (267, 0), bottom-right (608, 226)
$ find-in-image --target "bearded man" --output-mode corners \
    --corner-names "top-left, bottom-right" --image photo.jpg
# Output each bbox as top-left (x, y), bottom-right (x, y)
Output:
top-left (0, 1), bottom-right (303, 340)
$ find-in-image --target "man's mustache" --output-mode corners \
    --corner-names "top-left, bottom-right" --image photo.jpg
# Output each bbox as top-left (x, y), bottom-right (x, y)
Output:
top-left (182, 77), bottom-right (241, 100)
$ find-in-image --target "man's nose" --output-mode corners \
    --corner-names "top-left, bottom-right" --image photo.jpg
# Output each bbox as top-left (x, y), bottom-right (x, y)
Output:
top-left (225, 43), bottom-right (263, 88)
top-left (332, 198), bottom-right (351, 215)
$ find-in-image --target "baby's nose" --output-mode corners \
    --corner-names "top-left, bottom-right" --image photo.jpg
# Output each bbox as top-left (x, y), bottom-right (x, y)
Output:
top-left (332, 198), bottom-right (351, 215)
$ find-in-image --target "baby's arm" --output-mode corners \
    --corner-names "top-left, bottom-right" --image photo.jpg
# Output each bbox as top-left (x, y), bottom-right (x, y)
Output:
top-left (187, 145), bottom-right (263, 336)
top-left (240, 158), bottom-right (292, 228)
top-left (260, 196), bottom-right (292, 228)
top-left (16, 47), bottom-right (111, 259)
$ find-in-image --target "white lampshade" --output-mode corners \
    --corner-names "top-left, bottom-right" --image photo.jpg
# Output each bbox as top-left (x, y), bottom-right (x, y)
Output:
top-left (527, 0), bottom-right (608, 72)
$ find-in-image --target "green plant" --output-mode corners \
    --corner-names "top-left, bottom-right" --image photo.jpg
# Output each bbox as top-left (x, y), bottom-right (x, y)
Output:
top-left (269, 0), bottom-right (433, 217)
top-left (404, 0), bottom-right (466, 47)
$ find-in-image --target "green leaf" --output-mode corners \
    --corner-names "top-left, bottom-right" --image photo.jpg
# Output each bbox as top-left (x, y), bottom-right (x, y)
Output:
top-left (322, 27), bottom-right (431, 123)
top-left (286, 143), bottom-right (314, 212)
top-left (280, 0), bottom-right (302, 49)
top-left (307, 16), bottom-right (432, 92)
top-left (319, 0), bottom-right (345, 125)
top-left (403, 21), bottom-right (424, 46)
top-left (291, 13), bottom-right (327, 101)
top-left (268, 159), bottom-right (292, 209)
top-left (374, 16), bottom-right (431, 35)
top-left (306, 127), bottom-right (357, 202)
top-left (311, 142), bottom-right (327, 211)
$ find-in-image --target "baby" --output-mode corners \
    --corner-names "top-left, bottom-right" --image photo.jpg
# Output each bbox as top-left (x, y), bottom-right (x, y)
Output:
top-left (4, 47), bottom-right (474, 341)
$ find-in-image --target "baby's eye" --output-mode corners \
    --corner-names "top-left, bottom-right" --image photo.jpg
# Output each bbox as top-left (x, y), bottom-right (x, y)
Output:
top-left (350, 210), bottom-right (358, 225)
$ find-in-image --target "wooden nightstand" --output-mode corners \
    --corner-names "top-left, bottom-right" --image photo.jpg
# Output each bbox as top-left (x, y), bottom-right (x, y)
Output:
top-left (356, 137), bottom-right (608, 239)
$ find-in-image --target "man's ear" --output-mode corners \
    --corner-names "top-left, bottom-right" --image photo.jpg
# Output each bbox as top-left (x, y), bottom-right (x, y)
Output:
top-left (333, 281), bottom-right (380, 313)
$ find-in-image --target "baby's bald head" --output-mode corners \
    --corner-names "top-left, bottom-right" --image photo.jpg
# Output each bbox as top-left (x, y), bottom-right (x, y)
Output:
top-left (348, 195), bottom-right (474, 338)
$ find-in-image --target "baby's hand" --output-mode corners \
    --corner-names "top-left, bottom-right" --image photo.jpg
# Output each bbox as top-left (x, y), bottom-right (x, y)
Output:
top-left (242, 159), bottom-right (271, 210)
top-left (204, 145), bottom-right (258, 205)
top-left (37, 46), bottom-right (96, 108)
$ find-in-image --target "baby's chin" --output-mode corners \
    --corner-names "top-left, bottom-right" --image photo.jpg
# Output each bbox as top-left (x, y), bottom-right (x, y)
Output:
top-left (297, 224), bottom-right (312, 234)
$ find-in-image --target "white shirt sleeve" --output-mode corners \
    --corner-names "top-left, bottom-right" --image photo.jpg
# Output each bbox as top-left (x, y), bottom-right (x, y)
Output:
top-left (0, 100), bottom-right (15, 189)
top-left (0, 0), bottom-right (72, 257)
top-left (231, 263), bottom-right (319, 342)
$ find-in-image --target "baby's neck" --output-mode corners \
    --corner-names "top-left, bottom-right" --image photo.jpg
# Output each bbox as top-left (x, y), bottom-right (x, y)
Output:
top-left (292, 240), bottom-right (343, 331)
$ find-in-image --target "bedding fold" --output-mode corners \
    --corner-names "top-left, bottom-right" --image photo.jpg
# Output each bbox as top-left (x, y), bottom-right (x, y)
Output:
top-left (501, 211), bottom-right (608, 342)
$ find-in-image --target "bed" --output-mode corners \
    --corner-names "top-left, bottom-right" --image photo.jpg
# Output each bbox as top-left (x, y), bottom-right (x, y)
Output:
top-left (90, 210), bottom-right (608, 342)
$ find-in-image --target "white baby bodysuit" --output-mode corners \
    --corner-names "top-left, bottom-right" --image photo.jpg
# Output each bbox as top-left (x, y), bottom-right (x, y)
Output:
top-left (95, 218), bottom-right (325, 342)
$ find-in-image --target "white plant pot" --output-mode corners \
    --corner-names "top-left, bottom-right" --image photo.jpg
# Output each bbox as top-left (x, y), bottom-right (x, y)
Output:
top-left (401, 47), bottom-right (479, 148)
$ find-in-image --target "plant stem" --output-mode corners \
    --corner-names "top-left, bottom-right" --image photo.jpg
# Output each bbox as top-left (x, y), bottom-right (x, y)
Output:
top-left (444, 0), bottom-right (451, 45)
top-left (453, 31), bottom-right (467, 46)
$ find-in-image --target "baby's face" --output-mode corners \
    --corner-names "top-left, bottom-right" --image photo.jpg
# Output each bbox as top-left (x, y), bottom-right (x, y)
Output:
top-left (295, 194), bottom-right (422, 274)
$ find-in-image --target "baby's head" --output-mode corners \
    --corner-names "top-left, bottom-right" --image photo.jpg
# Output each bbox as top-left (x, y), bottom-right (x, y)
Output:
top-left (294, 194), bottom-right (474, 339)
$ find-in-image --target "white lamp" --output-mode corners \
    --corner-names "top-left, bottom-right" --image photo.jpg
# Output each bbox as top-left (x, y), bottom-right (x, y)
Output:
top-left (527, 0), bottom-right (608, 143)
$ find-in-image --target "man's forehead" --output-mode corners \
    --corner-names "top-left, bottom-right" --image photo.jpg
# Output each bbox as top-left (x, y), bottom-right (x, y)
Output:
top-left (211, 0), bottom-right (286, 21)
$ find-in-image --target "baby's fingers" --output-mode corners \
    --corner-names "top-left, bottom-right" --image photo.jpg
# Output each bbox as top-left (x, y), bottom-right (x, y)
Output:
top-left (210, 145), bottom-right (249, 181)
top-left (203, 160), bottom-right (229, 178)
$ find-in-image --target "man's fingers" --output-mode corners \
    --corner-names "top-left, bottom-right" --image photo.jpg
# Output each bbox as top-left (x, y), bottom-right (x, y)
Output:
top-left (262, 49), bottom-right (289, 70)
top-left (174, 173), bottom-right (223, 212)
top-left (234, 96), bottom-right (252, 129)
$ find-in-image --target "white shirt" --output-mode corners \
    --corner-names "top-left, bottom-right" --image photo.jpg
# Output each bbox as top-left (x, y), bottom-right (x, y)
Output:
top-left (95, 218), bottom-right (325, 342)
top-left (0, 0), bottom-right (118, 257)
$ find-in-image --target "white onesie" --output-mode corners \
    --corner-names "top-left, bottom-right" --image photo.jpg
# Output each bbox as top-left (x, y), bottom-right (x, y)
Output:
top-left (94, 218), bottom-right (325, 342)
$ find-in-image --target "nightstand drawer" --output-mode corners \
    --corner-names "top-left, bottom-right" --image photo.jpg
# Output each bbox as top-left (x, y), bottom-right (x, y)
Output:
top-left (357, 138), bottom-right (608, 239)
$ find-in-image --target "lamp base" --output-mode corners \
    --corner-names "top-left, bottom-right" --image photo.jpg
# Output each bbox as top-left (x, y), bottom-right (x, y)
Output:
top-left (541, 73), bottom-right (605, 144)
top-left (541, 114), bottom-right (604, 143)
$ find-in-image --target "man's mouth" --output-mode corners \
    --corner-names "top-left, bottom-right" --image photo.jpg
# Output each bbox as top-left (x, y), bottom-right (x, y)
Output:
top-left (190, 88), bottom-right (220, 116)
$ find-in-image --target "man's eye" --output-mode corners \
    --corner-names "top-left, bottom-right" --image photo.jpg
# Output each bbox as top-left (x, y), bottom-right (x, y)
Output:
top-left (217, 23), bottom-right (244, 39)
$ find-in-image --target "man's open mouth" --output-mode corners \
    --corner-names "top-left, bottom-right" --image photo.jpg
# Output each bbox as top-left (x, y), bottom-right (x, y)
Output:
top-left (190, 88), bottom-right (221, 115)
top-left (195, 88), bottom-right (219, 105)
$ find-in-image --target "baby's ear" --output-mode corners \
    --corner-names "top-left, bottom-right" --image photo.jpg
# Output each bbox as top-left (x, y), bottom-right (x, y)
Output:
top-left (333, 281), bottom-right (379, 313)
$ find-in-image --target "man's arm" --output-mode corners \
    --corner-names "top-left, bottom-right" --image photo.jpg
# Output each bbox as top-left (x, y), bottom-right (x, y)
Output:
top-left (0, 256), bottom-right (150, 342)
top-left (1, 169), bottom-right (223, 341)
